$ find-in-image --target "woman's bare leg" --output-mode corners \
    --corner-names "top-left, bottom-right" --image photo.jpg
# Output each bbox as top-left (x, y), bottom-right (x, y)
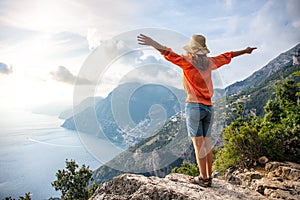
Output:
top-left (204, 137), bottom-right (212, 178)
top-left (191, 136), bottom-right (208, 179)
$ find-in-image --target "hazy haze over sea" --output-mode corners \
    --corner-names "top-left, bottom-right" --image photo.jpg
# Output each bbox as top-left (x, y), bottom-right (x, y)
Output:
top-left (0, 110), bottom-right (105, 199)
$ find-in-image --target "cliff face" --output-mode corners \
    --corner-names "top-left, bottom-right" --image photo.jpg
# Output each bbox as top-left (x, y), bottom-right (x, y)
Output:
top-left (90, 173), bottom-right (266, 200)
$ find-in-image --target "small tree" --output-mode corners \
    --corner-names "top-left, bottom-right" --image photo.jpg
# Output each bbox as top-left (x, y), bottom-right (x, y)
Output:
top-left (51, 159), bottom-right (93, 200)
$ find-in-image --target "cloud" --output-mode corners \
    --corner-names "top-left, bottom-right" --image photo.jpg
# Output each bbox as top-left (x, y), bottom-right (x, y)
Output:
top-left (0, 63), bottom-right (12, 75)
top-left (2, 0), bottom-right (300, 92)
top-left (50, 31), bottom-right (89, 58)
top-left (118, 55), bottom-right (182, 89)
top-left (50, 66), bottom-right (93, 85)
top-left (87, 28), bottom-right (102, 50)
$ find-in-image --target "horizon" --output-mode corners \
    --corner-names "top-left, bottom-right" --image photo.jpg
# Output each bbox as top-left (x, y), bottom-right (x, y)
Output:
top-left (0, 0), bottom-right (300, 111)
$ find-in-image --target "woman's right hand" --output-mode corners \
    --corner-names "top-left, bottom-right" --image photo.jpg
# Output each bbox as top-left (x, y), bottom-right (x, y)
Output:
top-left (137, 34), bottom-right (165, 53)
top-left (137, 34), bottom-right (155, 46)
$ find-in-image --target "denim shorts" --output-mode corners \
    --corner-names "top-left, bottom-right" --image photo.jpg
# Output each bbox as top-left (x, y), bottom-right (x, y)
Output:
top-left (185, 102), bottom-right (213, 137)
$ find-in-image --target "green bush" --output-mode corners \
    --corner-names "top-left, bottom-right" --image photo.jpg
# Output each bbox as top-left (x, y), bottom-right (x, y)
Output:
top-left (213, 74), bottom-right (300, 174)
top-left (171, 161), bottom-right (199, 177)
top-left (213, 115), bottom-right (262, 173)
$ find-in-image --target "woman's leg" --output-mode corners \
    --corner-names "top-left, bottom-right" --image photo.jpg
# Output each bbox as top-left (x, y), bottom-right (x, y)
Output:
top-left (204, 137), bottom-right (212, 178)
top-left (191, 136), bottom-right (208, 179)
top-left (186, 103), bottom-right (213, 181)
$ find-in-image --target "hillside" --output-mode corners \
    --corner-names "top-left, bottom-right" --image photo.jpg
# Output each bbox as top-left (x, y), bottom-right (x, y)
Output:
top-left (89, 66), bottom-right (300, 200)
top-left (91, 108), bottom-right (227, 185)
top-left (90, 112), bottom-right (194, 184)
top-left (225, 43), bottom-right (300, 95)
top-left (222, 64), bottom-right (300, 124)
top-left (62, 82), bottom-right (186, 147)
top-left (90, 47), bottom-right (300, 186)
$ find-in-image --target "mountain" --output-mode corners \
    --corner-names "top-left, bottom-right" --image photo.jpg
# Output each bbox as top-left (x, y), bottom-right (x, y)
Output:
top-left (90, 112), bottom-right (196, 185)
top-left (219, 63), bottom-right (300, 125)
top-left (90, 44), bottom-right (300, 186)
top-left (225, 43), bottom-right (300, 95)
top-left (91, 111), bottom-right (223, 185)
top-left (59, 96), bottom-right (103, 119)
top-left (62, 82), bottom-right (186, 147)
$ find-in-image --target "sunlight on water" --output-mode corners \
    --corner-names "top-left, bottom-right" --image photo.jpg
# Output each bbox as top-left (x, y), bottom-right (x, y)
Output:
top-left (0, 110), bottom-right (110, 199)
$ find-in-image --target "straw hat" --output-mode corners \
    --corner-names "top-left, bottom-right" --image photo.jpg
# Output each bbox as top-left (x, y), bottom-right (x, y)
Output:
top-left (183, 34), bottom-right (210, 55)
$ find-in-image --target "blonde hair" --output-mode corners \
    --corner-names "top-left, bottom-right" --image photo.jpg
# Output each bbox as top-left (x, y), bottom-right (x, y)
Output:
top-left (188, 53), bottom-right (210, 71)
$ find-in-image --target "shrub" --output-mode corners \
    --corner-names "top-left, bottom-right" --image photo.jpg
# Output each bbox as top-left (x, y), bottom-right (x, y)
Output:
top-left (51, 159), bottom-right (94, 200)
top-left (171, 161), bottom-right (199, 177)
top-left (213, 74), bottom-right (300, 174)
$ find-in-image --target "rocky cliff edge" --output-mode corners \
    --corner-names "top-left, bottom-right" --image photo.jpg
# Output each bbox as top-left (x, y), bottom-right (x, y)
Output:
top-left (90, 173), bottom-right (266, 200)
top-left (90, 161), bottom-right (300, 200)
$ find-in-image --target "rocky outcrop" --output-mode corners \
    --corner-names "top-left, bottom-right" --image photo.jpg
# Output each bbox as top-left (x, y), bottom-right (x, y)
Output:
top-left (225, 161), bottom-right (300, 200)
top-left (293, 48), bottom-right (300, 65)
top-left (90, 173), bottom-right (266, 200)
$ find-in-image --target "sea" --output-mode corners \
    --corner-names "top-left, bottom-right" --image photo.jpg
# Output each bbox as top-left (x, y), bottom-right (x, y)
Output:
top-left (0, 109), bottom-right (120, 200)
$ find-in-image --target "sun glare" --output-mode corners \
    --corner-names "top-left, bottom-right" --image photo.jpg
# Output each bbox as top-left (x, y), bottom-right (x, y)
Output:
top-left (0, 72), bottom-right (73, 110)
top-left (14, 1), bottom-right (73, 33)
top-left (1, 36), bottom-right (74, 110)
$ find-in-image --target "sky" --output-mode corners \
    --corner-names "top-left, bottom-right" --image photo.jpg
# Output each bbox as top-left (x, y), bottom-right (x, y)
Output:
top-left (0, 0), bottom-right (300, 111)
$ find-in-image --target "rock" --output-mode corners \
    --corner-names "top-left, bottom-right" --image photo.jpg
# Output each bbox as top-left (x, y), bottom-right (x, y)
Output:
top-left (258, 156), bottom-right (269, 165)
top-left (225, 167), bottom-right (235, 180)
top-left (227, 161), bottom-right (300, 200)
top-left (264, 188), bottom-right (295, 200)
top-left (227, 175), bottom-right (242, 185)
top-left (248, 172), bottom-right (264, 180)
top-left (266, 162), bottom-right (300, 181)
top-left (231, 171), bottom-right (264, 187)
top-left (212, 171), bottom-right (220, 178)
top-left (252, 178), bottom-right (300, 200)
top-left (91, 161), bottom-right (300, 200)
top-left (90, 173), bottom-right (267, 200)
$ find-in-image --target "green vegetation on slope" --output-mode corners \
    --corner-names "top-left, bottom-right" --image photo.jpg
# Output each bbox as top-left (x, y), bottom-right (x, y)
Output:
top-left (213, 72), bottom-right (300, 173)
top-left (219, 64), bottom-right (300, 125)
top-left (172, 69), bottom-right (300, 176)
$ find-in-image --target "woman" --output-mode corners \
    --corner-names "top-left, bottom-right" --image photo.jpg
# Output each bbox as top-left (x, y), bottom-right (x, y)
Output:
top-left (137, 34), bottom-right (256, 187)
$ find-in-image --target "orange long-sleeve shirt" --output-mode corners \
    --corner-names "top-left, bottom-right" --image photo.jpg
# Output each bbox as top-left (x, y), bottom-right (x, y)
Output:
top-left (162, 48), bottom-right (233, 105)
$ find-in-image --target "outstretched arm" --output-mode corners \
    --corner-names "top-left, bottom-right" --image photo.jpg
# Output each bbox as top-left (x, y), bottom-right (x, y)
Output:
top-left (137, 34), bottom-right (165, 53)
top-left (233, 47), bottom-right (257, 57)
